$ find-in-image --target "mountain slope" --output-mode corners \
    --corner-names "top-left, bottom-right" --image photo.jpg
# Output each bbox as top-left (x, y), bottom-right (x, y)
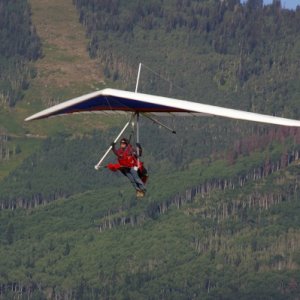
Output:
top-left (1, 1), bottom-right (300, 299)
top-left (0, 0), bottom-right (108, 181)
top-left (29, 0), bottom-right (102, 88)
top-left (1, 162), bottom-right (300, 299)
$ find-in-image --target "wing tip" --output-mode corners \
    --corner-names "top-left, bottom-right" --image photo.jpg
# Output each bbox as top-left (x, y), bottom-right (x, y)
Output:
top-left (24, 114), bottom-right (39, 122)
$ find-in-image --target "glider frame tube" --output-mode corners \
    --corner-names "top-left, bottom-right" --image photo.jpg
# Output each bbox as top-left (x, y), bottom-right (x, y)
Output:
top-left (94, 114), bottom-right (134, 170)
top-left (142, 113), bottom-right (176, 134)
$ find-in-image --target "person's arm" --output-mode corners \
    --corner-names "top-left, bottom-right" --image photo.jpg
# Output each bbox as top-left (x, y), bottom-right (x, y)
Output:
top-left (111, 142), bottom-right (118, 155)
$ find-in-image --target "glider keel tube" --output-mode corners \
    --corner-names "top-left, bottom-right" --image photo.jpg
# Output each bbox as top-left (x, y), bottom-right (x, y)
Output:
top-left (25, 88), bottom-right (300, 127)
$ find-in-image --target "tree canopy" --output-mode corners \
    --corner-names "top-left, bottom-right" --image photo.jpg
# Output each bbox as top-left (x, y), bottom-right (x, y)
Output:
top-left (0, 0), bottom-right (41, 106)
top-left (1, 0), bottom-right (300, 298)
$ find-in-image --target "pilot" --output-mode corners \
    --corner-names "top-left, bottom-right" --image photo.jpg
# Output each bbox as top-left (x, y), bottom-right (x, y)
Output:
top-left (109, 138), bottom-right (147, 197)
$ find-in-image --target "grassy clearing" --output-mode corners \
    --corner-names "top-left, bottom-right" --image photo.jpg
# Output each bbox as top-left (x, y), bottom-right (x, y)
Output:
top-left (28, 0), bottom-right (103, 88)
top-left (0, 0), bottom-right (110, 180)
top-left (10, 0), bottom-right (108, 137)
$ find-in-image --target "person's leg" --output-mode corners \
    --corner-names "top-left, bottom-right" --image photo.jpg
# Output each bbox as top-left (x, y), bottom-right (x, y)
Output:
top-left (121, 169), bottom-right (140, 190)
top-left (129, 168), bottom-right (146, 192)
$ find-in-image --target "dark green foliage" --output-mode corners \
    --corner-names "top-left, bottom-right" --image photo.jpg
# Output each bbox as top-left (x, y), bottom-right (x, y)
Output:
top-left (1, 123), bottom-right (299, 210)
top-left (1, 125), bottom-right (300, 298)
top-left (1, 166), bottom-right (300, 298)
top-left (1, 0), bottom-right (300, 298)
top-left (63, 242), bottom-right (70, 256)
top-left (5, 222), bottom-right (14, 245)
top-left (0, 0), bottom-right (41, 106)
top-left (73, 0), bottom-right (300, 117)
top-left (71, 0), bottom-right (300, 198)
top-left (0, 130), bottom-right (131, 206)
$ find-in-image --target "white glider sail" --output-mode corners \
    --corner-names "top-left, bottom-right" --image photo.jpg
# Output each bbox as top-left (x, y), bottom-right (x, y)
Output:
top-left (25, 88), bottom-right (300, 127)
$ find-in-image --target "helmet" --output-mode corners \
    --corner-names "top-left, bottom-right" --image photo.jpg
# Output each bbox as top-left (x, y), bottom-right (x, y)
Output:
top-left (120, 138), bottom-right (129, 145)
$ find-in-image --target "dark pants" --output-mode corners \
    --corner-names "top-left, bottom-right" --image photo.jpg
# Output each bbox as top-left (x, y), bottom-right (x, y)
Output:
top-left (120, 167), bottom-right (146, 192)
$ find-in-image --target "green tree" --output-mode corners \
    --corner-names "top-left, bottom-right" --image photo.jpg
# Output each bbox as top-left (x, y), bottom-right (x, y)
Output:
top-left (5, 222), bottom-right (14, 245)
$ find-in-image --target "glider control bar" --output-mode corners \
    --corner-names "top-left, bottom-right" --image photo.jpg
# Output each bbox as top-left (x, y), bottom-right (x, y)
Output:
top-left (94, 114), bottom-right (134, 170)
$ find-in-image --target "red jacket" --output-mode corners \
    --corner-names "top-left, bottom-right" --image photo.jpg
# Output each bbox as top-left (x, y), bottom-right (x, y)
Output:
top-left (112, 144), bottom-right (138, 168)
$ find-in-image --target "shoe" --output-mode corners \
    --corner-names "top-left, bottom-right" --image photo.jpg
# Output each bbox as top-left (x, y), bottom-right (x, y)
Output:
top-left (136, 190), bottom-right (144, 198)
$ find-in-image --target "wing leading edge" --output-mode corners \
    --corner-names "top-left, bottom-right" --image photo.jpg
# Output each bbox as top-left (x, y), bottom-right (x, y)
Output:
top-left (25, 88), bottom-right (300, 127)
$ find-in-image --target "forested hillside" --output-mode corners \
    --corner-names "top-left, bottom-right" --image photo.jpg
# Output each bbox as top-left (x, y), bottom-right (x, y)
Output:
top-left (0, 0), bottom-right (41, 106)
top-left (1, 150), bottom-right (300, 299)
top-left (71, 0), bottom-right (300, 180)
top-left (1, 0), bottom-right (300, 299)
top-left (74, 0), bottom-right (300, 117)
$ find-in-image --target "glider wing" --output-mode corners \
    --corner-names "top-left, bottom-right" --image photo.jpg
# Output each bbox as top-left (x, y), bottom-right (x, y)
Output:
top-left (25, 88), bottom-right (300, 127)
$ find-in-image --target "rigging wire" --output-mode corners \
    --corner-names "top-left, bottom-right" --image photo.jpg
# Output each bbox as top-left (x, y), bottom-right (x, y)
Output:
top-left (140, 63), bottom-right (187, 96)
top-left (138, 62), bottom-right (190, 134)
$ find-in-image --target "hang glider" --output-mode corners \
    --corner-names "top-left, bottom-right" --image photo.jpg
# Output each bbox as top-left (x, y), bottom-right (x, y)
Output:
top-left (25, 88), bottom-right (300, 127)
top-left (24, 61), bottom-right (300, 196)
